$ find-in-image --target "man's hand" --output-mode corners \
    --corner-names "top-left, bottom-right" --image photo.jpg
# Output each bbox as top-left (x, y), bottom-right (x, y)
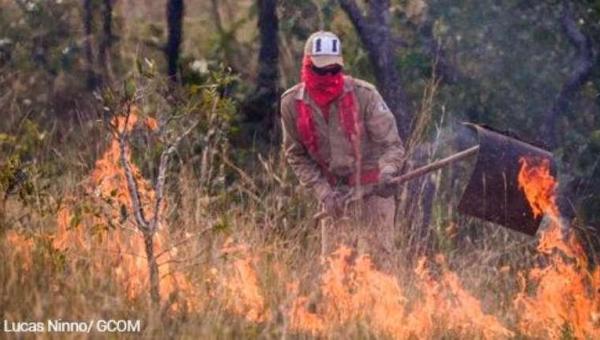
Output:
top-left (377, 165), bottom-right (398, 197)
top-left (321, 190), bottom-right (345, 218)
top-left (380, 165), bottom-right (397, 184)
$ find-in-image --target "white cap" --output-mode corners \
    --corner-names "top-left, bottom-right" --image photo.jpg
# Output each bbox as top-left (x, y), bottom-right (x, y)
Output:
top-left (304, 31), bottom-right (344, 68)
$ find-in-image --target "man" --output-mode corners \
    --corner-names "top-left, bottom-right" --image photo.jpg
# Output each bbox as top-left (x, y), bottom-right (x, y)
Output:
top-left (280, 31), bottom-right (405, 267)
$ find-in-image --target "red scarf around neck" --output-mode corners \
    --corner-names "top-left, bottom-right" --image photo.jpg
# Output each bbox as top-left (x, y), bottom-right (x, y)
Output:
top-left (295, 56), bottom-right (375, 186)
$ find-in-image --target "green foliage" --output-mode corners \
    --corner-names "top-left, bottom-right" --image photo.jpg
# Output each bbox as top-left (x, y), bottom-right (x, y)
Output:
top-left (0, 0), bottom-right (97, 127)
top-left (8, 0), bottom-right (80, 74)
top-left (0, 119), bottom-right (48, 213)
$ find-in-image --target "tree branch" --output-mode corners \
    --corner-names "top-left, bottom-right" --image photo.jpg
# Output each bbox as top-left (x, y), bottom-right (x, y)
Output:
top-left (338, 0), bottom-right (366, 32)
top-left (150, 118), bottom-right (202, 233)
top-left (82, 0), bottom-right (98, 89)
top-left (115, 102), bottom-right (203, 308)
top-left (156, 226), bottom-right (214, 261)
top-left (117, 108), bottom-right (150, 232)
top-left (99, 0), bottom-right (114, 84)
top-left (542, 2), bottom-right (595, 148)
top-left (338, 0), bottom-right (412, 139)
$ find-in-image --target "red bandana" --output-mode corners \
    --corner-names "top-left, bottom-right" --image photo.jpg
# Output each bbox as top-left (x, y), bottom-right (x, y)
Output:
top-left (301, 55), bottom-right (344, 112)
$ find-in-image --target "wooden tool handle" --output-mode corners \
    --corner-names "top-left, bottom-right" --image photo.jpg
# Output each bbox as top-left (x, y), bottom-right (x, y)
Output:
top-left (390, 145), bottom-right (480, 185)
top-left (312, 145), bottom-right (480, 221)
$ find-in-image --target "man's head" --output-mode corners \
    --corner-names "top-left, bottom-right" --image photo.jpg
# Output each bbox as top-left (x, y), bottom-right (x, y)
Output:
top-left (304, 31), bottom-right (344, 69)
top-left (301, 31), bottom-right (345, 106)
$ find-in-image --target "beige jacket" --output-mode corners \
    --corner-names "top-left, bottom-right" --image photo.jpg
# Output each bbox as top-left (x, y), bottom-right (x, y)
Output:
top-left (281, 76), bottom-right (405, 200)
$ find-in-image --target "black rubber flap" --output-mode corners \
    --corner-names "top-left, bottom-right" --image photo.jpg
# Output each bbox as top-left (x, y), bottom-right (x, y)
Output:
top-left (457, 123), bottom-right (556, 235)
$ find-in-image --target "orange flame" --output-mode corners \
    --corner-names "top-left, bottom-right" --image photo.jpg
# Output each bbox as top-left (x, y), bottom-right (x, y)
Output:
top-left (53, 108), bottom-right (199, 312)
top-left (517, 157), bottom-right (559, 219)
top-left (289, 246), bottom-right (512, 338)
top-left (409, 255), bottom-right (514, 339)
top-left (214, 238), bottom-right (271, 322)
top-left (515, 156), bottom-right (600, 338)
top-left (8, 121), bottom-right (600, 338)
top-left (5, 230), bottom-right (34, 271)
top-left (517, 157), bottom-right (582, 257)
top-left (289, 246), bottom-right (408, 336)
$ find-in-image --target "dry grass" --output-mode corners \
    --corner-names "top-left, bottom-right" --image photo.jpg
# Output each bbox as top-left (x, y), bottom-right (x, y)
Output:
top-left (3, 98), bottom-right (596, 340)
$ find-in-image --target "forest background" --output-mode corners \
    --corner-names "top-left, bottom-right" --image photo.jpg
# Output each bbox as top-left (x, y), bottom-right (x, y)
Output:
top-left (1, 0), bottom-right (600, 338)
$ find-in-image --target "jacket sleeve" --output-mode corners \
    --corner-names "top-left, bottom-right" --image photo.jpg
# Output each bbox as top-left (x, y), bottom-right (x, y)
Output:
top-left (364, 89), bottom-right (406, 173)
top-left (281, 98), bottom-right (332, 201)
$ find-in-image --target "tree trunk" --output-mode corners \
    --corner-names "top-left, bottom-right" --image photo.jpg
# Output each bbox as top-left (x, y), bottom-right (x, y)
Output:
top-left (541, 2), bottom-right (594, 149)
top-left (143, 233), bottom-right (161, 307)
top-left (83, 0), bottom-right (98, 89)
top-left (166, 0), bottom-right (184, 81)
top-left (338, 0), bottom-right (412, 140)
top-left (242, 0), bottom-right (280, 130)
top-left (99, 0), bottom-right (114, 85)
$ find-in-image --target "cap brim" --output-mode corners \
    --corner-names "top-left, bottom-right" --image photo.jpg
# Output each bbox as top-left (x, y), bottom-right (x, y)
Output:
top-left (310, 55), bottom-right (344, 68)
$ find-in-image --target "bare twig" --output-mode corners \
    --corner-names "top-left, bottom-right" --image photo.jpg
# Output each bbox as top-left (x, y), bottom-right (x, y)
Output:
top-left (117, 106), bottom-right (150, 232)
top-left (220, 153), bottom-right (259, 192)
top-left (234, 183), bottom-right (263, 205)
top-left (150, 118), bottom-right (202, 233)
top-left (155, 225), bottom-right (215, 260)
top-left (158, 248), bottom-right (209, 269)
top-left (258, 153), bottom-right (286, 188)
top-left (159, 259), bottom-right (208, 280)
top-left (199, 96), bottom-right (221, 188)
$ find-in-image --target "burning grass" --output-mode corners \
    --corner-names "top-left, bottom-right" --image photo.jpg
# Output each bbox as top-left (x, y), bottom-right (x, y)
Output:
top-left (288, 247), bottom-right (513, 338)
top-left (2, 124), bottom-right (600, 338)
top-left (49, 112), bottom-right (201, 313)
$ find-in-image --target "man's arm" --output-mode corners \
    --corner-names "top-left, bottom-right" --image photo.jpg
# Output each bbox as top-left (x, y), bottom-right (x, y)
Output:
top-left (364, 89), bottom-right (406, 174)
top-left (281, 100), bottom-right (332, 201)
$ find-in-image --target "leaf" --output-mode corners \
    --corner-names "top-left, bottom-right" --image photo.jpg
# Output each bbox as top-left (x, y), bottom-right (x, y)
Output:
top-left (123, 78), bottom-right (136, 100)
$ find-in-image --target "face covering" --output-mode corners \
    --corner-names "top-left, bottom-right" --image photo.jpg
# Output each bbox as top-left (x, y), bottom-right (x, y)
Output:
top-left (301, 55), bottom-right (344, 109)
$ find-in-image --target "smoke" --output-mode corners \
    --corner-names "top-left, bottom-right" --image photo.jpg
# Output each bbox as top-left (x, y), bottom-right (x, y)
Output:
top-left (408, 119), bottom-right (479, 168)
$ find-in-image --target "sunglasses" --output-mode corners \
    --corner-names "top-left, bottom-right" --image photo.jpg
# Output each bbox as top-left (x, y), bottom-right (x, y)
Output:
top-left (311, 64), bottom-right (342, 76)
